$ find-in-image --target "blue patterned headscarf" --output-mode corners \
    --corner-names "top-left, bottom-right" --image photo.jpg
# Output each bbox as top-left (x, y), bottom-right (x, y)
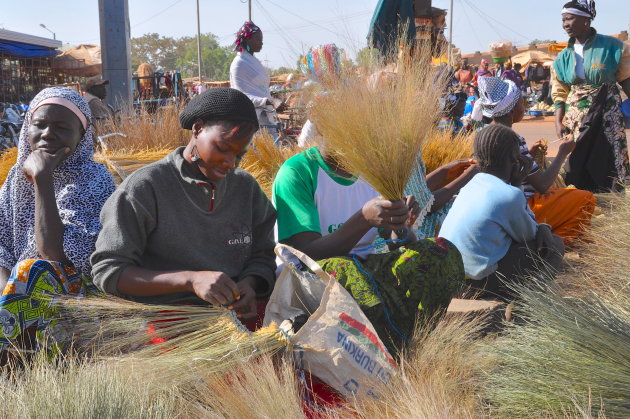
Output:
top-left (0, 87), bottom-right (115, 274)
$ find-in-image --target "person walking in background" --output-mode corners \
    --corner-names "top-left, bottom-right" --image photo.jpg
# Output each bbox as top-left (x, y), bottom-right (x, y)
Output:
top-left (83, 76), bottom-right (112, 121)
top-left (455, 58), bottom-right (475, 86)
top-left (552, 0), bottom-right (630, 192)
top-left (477, 59), bottom-right (494, 79)
top-left (501, 61), bottom-right (521, 89)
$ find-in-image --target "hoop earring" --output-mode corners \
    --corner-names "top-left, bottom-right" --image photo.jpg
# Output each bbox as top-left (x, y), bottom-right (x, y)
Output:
top-left (190, 145), bottom-right (200, 162)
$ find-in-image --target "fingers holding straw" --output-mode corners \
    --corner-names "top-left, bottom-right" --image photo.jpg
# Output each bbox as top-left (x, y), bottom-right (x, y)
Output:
top-left (190, 271), bottom-right (240, 306)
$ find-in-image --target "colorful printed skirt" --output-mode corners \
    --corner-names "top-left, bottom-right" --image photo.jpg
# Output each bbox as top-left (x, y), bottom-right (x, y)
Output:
top-left (0, 259), bottom-right (98, 353)
top-left (318, 238), bottom-right (464, 355)
top-left (564, 83), bottom-right (630, 191)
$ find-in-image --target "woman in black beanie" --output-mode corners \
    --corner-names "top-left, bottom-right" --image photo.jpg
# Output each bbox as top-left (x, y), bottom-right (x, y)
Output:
top-left (92, 88), bottom-right (277, 324)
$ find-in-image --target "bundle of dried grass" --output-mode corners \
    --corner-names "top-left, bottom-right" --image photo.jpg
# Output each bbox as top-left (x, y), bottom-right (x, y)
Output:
top-left (181, 354), bottom-right (306, 418)
top-left (99, 105), bottom-right (189, 152)
top-left (240, 131), bottom-right (301, 197)
top-left (485, 280), bottom-right (630, 418)
top-left (0, 353), bottom-right (176, 418)
top-left (421, 129), bottom-right (474, 174)
top-left (58, 297), bottom-right (292, 385)
top-left (347, 314), bottom-right (492, 418)
top-left (557, 192), bottom-right (630, 312)
top-left (310, 44), bottom-right (444, 200)
top-left (94, 147), bottom-right (172, 182)
top-left (0, 147), bottom-right (17, 186)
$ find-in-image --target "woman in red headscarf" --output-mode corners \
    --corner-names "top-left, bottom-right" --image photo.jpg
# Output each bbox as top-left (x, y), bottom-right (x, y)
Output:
top-left (229, 21), bottom-right (285, 139)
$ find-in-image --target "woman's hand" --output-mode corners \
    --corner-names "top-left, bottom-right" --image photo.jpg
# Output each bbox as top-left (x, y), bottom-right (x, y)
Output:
top-left (361, 198), bottom-right (409, 231)
top-left (528, 139), bottom-right (548, 157)
top-left (22, 148), bottom-right (70, 184)
top-left (229, 279), bottom-right (258, 319)
top-left (444, 158), bottom-right (475, 182)
top-left (190, 271), bottom-right (240, 306)
top-left (557, 134), bottom-right (576, 157)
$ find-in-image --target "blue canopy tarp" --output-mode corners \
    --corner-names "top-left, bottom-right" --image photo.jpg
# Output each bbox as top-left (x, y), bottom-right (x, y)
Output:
top-left (367, 0), bottom-right (416, 58)
top-left (0, 40), bottom-right (59, 58)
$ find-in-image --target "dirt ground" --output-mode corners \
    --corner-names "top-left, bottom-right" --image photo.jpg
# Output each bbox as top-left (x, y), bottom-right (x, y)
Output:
top-left (514, 115), bottom-right (630, 157)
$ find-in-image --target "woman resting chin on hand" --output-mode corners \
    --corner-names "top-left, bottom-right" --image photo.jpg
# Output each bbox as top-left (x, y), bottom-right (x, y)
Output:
top-left (0, 87), bottom-right (115, 353)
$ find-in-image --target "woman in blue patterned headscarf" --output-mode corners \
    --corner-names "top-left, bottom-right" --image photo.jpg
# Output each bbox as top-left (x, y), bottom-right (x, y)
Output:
top-left (0, 86), bottom-right (115, 353)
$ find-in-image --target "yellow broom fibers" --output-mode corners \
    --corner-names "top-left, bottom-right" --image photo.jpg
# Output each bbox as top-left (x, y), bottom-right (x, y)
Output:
top-left (97, 105), bottom-right (189, 152)
top-left (58, 296), bottom-right (292, 385)
top-left (310, 44), bottom-right (444, 200)
top-left (0, 147), bottom-right (18, 186)
top-left (181, 353), bottom-right (306, 418)
top-left (240, 131), bottom-right (302, 198)
top-left (421, 129), bottom-right (474, 174)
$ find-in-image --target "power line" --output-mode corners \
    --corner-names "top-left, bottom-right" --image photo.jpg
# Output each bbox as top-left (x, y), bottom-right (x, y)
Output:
top-left (462, 0), bottom-right (532, 44)
top-left (132, 0), bottom-right (185, 28)
top-left (261, 0), bottom-right (356, 44)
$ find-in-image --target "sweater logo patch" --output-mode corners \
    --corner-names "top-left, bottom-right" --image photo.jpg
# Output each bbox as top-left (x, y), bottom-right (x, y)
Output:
top-left (224, 224), bottom-right (253, 264)
top-left (226, 225), bottom-right (252, 246)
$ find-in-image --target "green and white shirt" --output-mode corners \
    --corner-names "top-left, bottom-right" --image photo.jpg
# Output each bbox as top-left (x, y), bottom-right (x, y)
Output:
top-left (273, 147), bottom-right (383, 258)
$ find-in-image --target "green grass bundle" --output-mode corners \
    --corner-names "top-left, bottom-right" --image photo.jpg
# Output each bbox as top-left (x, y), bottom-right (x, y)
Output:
top-left (485, 280), bottom-right (630, 417)
top-left (310, 44), bottom-right (444, 200)
top-left (58, 297), bottom-right (293, 386)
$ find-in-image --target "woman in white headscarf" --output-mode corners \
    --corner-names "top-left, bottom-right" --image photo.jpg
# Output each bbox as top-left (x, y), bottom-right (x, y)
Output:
top-left (0, 87), bottom-right (115, 353)
top-left (552, 0), bottom-right (630, 192)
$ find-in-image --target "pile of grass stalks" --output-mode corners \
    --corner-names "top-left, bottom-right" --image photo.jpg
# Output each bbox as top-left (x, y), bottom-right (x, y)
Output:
top-left (485, 193), bottom-right (630, 417)
top-left (97, 105), bottom-right (188, 152)
top-left (421, 129), bottom-right (473, 174)
top-left (347, 314), bottom-right (492, 418)
top-left (240, 131), bottom-right (302, 198)
top-left (0, 354), bottom-right (176, 418)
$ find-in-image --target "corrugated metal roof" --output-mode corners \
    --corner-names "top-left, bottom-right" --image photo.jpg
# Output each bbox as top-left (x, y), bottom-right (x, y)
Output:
top-left (0, 28), bottom-right (62, 49)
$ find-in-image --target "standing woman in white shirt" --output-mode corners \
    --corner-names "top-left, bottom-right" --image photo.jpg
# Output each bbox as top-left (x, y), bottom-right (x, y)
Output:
top-left (229, 22), bottom-right (285, 140)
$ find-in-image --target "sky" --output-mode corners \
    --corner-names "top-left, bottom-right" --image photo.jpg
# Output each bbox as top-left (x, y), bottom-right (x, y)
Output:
top-left (1, 0), bottom-right (629, 69)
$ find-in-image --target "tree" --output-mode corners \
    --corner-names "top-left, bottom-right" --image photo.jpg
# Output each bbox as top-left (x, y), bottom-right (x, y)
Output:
top-left (130, 33), bottom-right (235, 81)
top-left (130, 33), bottom-right (190, 71)
top-left (176, 33), bottom-right (235, 80)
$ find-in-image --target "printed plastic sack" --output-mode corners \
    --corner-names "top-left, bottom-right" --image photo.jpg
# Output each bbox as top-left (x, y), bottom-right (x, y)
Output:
top-left (264, 244), bottom-right (397, 400)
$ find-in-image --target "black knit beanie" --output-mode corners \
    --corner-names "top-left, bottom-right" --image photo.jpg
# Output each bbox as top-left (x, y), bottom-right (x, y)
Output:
top-left (473, 124), bottom-right (520, 173)
top-left (179, 87), bottom-right (259, 130)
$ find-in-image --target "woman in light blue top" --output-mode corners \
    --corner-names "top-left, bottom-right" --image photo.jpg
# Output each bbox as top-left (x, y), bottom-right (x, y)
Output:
top-left (439, 125), bottom-right (564, 299)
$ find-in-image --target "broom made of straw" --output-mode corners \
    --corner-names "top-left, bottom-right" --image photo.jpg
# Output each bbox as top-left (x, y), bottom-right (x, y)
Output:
top-left (58, 296), bottom-right (293, 384)
top-left (310, 44), bottom-right (444, 201)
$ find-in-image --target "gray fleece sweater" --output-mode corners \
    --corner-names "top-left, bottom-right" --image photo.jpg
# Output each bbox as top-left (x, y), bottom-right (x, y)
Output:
top-left (91, 147), bottom-right (277, 304)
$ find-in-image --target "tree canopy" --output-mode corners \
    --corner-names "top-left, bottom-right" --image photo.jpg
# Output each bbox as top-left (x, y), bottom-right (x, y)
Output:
top-left (131, 33), bottom-right (236, 81)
